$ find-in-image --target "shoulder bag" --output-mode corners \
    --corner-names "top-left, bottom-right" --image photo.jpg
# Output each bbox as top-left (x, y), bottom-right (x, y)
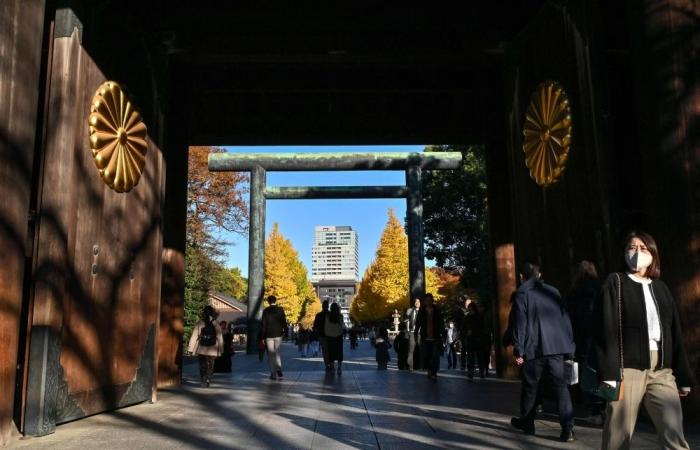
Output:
top-left (580, 273), bottom-right (624, 402)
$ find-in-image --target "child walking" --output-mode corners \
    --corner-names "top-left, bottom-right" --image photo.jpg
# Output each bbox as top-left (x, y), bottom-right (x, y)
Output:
top-left (375, 327), bottom-right (392, 370)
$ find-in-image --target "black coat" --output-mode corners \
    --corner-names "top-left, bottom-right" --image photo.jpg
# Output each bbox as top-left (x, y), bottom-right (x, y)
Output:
top-left (415, 305), bottom-right (446, 342)
top-left (566, 277), bottom-right (600, 361)
top-left (593, 273), bottom-right (694, 387)
top-left (261, 304), bottom-right (287, 339)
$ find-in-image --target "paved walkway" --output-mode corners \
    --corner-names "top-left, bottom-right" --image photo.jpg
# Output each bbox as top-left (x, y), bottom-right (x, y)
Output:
top-left (10, 340), bottom-right (699, 449)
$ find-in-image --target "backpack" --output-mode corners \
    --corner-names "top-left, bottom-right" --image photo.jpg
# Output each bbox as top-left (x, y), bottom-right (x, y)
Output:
top-left (199, 320), bottom-right (217, 347)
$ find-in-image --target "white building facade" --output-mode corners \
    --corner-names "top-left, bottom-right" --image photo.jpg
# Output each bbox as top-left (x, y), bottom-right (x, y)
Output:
top-left (311, 226), bottom-right (359, 327)
top-left (311, 226), bottom-right (359, 282)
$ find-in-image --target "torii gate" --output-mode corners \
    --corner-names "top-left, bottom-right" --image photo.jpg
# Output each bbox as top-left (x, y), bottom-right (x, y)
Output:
top-left (208, 152), bottom-right (461, 353)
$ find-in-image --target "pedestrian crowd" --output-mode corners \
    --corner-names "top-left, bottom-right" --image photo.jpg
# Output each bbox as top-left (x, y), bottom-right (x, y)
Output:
top-left (187, 230), bottom-right (693, 449)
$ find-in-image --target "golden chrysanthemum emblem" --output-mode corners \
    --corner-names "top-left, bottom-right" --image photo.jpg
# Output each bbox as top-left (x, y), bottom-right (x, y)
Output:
top-left (522, 81), bottom-right (572, 187)
top-left (88, 81), bottom-right (147, 193)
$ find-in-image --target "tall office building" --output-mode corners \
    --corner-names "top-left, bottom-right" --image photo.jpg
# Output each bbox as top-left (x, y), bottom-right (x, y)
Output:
top-left (311, 226), bottom-right (359, 282)
top-left (311, 226), bottom-right (359, 327)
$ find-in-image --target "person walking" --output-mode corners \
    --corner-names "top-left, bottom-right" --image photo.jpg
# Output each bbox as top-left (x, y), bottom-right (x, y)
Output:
top-left (510, 262), bottom-right (576, 442)
top-left (214, 320), bottom-right (234, 373)
top-left (394, 322), bottom-right (410, 370)
top-left (261, 295), bottom-right (287, 380)
top-left (594, 231), bottom-right (694, 450)
top-left (324, 303), bottom-right (345, 374)
top-left (566, 260), bottom-right (605, 424)
top-left (415, 293), bottom-right (445, 382)
top-left (314, 300), bottom-right (330, 371)
top-left (187, 305), bottom-right (223, 387)
top-left (375, 327), bottom-right (392, 370)
top-left (464, 302), bottom-right (490, 379)
top-left (444, 319), bottom-right (459, 369)
top-left (457, 295), bottom-right (472, 371)
top-left (404, 297), bottom-right (421, 371)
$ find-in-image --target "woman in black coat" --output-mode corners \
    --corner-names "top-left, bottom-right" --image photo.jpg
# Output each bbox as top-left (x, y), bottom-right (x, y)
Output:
top-left (593, 231), bottom-right (693, 450)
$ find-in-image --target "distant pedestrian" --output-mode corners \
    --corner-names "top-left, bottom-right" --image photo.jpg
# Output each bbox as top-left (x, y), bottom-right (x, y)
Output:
top-left (594, 231), bottom-right (694, 450)
top-left (187, 305), bottom-right (223, 387)
top-left (566, 260), bottom-right (604, 423)
top-left (510, 262), bottom-right (576, 442)
top-left (375, 327), bottom-right (392, 370)
top-left (415, 293), bottom-right (445, 382)
top-left (404, 297), bottom-right (421, 371)
top-left (324, 303), bottom-right (345, 374)
top-left (464, 302), bottom-right (490, 380)
top-left (314, 300), bottom-right (330, 371)
top-left (307, 328), bottom-right (319, 357)
top-left (261, 295), bottom-right (287, 380)
top-left (214, 320), bottom-right (233, 373)
top-left (444, 319), bottom-right (459, 369)
top-left (297, 327), bottom-right (309, 357)
top-left (394, 322), bottom-right (410, 370)
top-left (456, 295), bottom-right (472, 371)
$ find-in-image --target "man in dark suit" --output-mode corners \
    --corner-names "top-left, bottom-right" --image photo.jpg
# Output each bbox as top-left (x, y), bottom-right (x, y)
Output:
top-left (510, 262), bottom-right (576, 443)
top-left (404, 297), bottom-right (421, 371)
top-left (415, 293), bottom-right (445, 382)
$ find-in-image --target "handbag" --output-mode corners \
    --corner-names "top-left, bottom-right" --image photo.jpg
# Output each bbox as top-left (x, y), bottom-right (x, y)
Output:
top-left (581, 273), bottom-right (625, 402)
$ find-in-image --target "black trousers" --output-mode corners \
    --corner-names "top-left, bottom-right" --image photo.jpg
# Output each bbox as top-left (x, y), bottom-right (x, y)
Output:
top-left (520, 354), bottom-right (573, 428)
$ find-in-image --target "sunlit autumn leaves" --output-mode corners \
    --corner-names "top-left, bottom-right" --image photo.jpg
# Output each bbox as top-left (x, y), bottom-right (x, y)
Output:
top-left (350, 209), bottom-right (444, 323)
top-left (264, 224), bottom-right (321, 328)
top-left (187, 146), bottom-right (249, 248)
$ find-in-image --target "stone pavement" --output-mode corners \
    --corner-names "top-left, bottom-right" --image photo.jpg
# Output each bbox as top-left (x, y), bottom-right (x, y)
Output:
top-left (9, 340), bottom-right (699, 449)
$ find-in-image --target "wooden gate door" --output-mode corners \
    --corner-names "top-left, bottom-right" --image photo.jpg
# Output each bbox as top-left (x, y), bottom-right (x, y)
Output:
top-left (21, 23), bottom-right (165, 437)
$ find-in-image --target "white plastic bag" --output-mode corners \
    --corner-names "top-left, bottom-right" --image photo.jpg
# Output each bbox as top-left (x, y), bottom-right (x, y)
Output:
top-left (565, 360), bottom-right (579, 385)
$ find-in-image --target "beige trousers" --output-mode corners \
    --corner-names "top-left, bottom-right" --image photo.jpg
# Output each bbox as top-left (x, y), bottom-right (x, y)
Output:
top-left (602, 351), bottom-right (689, 450)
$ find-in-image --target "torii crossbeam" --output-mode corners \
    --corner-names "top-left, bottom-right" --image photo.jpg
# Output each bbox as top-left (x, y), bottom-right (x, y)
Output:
top-left (209, 151), bottom-right (461, 353)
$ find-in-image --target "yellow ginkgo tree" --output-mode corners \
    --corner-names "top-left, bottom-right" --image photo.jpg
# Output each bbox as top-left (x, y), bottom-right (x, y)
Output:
top-left (264, 223), bottom-right (320, 323)
top-left (351, 209), bottom-right (447, 324)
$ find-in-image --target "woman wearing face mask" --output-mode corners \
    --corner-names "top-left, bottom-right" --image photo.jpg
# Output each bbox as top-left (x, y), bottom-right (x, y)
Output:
top-left (593, 231), bottom-right (694, 449)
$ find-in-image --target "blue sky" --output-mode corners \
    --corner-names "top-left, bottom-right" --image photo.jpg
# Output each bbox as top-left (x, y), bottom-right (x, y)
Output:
top-left (218, 145), bottom-right (427, 279)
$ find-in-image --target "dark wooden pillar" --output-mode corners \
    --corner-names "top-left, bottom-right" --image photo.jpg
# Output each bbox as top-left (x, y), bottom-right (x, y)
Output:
top-left (406, 165), bottom-right (426, 304)
top-left (158, 69), bottom-right (189, 388)
top-left (486, 66), bottom-right (518, 378)
top-left (628, 0), bottom-right (700, 412)
top-left (246, 165), bottom-right (266, 354)
top-left (0, 0), bottom-right (46, 443)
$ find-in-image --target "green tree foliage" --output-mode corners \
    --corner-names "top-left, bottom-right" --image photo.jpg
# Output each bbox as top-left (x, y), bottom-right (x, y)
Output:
top-left (422, 145), bottom-right (491, 296)
top-left (184, 246), bottom-right (217, 343)
top-left (211, 266), bottom-right (248, 301)
top-left (264, 223), bottom-right (319, 324)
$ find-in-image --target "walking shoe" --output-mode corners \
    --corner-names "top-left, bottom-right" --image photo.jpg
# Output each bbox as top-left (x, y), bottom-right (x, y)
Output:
top-left (560, 428), bottom-right (575, 442)
top-left (269, 373), bottom-right (277, 380)
top-left (510, 417), bottom-right (535, 435)
top-left (277, 370), bottom-right (283, 378)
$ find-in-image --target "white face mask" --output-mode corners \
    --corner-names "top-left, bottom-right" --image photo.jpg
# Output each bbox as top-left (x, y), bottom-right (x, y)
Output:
top-left (626, 250), bottom-right (653, 272)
